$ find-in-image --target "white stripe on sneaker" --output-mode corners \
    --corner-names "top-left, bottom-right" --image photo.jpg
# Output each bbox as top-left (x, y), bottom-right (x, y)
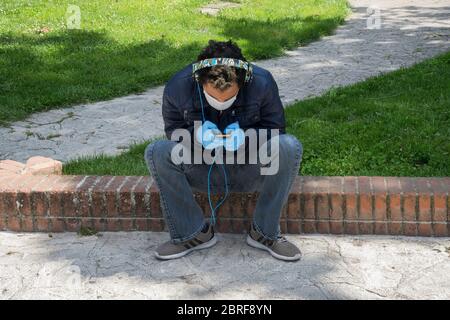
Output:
top-left (154, 235), bottom-right (218, 260)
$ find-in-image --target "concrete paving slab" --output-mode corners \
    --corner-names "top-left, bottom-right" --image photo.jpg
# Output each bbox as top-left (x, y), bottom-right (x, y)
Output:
top-left (0, 231), bottom-right (449, 299)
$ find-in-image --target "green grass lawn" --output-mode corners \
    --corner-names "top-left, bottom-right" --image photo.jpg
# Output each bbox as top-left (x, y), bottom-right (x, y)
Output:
top-left (0, 0), bottom-right (348, 126)
top-left (62, 52), bottom-right (450, 177)
top-left (286, 51), bottom-right (450, 177)
top-left (63, 137), bottom-right (162, 176)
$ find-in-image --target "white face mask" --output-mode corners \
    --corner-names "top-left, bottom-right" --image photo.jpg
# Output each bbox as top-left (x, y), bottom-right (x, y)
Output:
top-left (203, 89), bottom-right (238, 111)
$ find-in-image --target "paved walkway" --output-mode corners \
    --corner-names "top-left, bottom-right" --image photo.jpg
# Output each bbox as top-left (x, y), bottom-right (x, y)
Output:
top-left (0, 231), bottom-right (449, 299)
top-left (0, 0), bottom-right (449, 163)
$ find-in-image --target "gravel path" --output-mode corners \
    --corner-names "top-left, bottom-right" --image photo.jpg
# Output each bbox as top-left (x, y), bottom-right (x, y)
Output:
top-left (0, 232), bottom-right (449, 299)
top-left (0, 0), bottom-right (449, 163)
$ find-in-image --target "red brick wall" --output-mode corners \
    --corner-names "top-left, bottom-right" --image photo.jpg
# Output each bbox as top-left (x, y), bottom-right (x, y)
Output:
top-left (0, 174), bottom-right (448, 236)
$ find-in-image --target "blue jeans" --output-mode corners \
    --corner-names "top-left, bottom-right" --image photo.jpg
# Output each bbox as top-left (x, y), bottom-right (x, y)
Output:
top-left (144, 134), bottom-right (303, 244)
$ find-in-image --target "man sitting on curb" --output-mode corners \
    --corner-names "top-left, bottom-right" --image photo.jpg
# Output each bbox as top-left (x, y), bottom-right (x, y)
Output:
top-left (144, 39), bottom-right (303, 261)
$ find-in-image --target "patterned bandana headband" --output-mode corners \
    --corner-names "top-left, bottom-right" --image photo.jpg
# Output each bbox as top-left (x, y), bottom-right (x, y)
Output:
top-left (192, 57), bottom-right (254, 83)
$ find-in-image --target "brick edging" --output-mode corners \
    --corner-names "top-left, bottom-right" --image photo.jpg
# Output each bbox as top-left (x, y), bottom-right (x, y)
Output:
top-left (0, 175), bottom-right (448, 236)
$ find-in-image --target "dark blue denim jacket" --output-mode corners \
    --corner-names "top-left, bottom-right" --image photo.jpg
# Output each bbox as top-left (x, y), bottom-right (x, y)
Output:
top-left (162, 62), bottom-right (286, 149)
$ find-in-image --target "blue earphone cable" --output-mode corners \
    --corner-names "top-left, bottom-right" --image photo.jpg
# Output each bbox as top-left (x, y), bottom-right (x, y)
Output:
top-left (207, 159), bottom-right (229, 226)
top-left (196, 81), bottom-right (229, 226)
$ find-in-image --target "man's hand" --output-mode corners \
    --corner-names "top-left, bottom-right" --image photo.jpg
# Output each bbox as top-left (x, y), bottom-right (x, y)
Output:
top-left (224, 122), bottom-right (245, 151)
top-left (196, 120), bottom-right (223, 150)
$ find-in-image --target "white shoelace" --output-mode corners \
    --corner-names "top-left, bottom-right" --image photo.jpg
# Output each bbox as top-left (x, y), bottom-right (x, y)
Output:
top-left (276, 235), bottom-right (288, 243)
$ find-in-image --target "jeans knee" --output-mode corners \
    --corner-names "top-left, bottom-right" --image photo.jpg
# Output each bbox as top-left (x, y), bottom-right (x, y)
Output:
top-left (144, 140), bottom-right (176, 171)
top-left (279, 134), bottom-right (303, 159)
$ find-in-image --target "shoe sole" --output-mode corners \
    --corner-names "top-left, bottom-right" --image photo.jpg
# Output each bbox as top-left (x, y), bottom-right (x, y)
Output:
top-left (154, 234), bottom-right (218, 260)
top-left (246, 235), bottom-right (301, 262)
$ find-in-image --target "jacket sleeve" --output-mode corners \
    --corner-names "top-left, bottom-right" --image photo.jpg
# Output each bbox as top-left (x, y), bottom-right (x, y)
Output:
top-left (243, 71), bottom-right (285, 149)
top-left (161, 85), bottom-right (199, 154)
top-left (259, 71), bottom-right (286, 134)
top-left (162, 85), bottom-right (185, 140)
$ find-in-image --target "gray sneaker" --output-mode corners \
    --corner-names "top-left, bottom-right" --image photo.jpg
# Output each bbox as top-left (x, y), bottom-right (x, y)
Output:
top-left (155, 221), bottom-right (217, 260)
top-left (246, 222), bottom-right (302, 261)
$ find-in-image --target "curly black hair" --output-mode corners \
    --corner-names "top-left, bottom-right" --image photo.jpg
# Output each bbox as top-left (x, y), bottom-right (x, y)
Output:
top-left (196, 39), bottom-right (248, 89)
